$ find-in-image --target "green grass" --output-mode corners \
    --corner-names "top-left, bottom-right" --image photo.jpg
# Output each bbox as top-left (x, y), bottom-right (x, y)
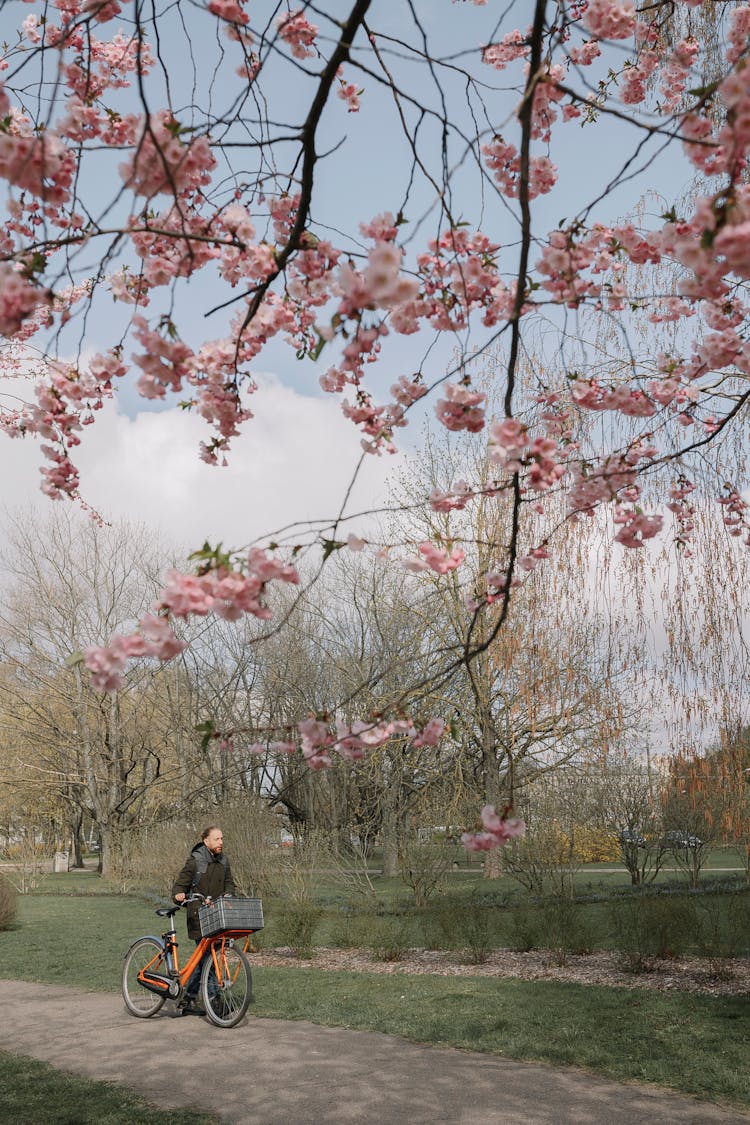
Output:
top-left (3, 880), bottom-right (750, 992)
top-left (0, 895), bottom-right (164, 990)
top-left (253, 967), bottom-right (750, 1109)
top-left (31, 868), bottom-right (115, 895)
top-left (0, 1051), bottom-right (220, 1125)
top-left (2, 892), bottom-right (750, 1111)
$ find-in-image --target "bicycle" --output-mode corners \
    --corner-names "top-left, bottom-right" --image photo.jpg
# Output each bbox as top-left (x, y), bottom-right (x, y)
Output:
top-left (122, 894), bottom-right (261, 1028)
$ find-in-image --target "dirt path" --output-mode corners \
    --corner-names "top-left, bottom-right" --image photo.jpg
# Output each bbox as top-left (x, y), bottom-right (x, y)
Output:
top-left (0, 980), bottom-right (748, 1124)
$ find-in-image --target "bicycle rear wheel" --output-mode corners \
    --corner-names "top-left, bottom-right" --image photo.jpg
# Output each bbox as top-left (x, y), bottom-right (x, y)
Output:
top-left (201, 943), bottom-right (251, 1028)
top-left (122, 937), bottom-right (168, 1018)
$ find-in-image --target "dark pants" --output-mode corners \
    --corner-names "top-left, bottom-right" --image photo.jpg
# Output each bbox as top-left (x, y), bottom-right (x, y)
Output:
top-left (185, 940), bottom-right (217, 999)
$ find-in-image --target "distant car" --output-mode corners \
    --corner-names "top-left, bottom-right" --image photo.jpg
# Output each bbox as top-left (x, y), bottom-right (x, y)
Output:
top-left (665, 830), bottom-right (702, 849)
top-left (618, 828), bottom-right (646, 847)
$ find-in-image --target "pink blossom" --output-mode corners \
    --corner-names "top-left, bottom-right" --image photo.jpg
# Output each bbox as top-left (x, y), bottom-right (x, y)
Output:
top-left (22, 14), bottom-right (41, 42)
top-left (337, 69), bottom-right (361, 112)
top-left (137, 614), bottom-right (187, 659)
top-left (482, 138), bottom-right (558, 199)
top-left (275, 9), bottom-right (318, 59)
top-left (82, 644), bottom-right (128, 692)
top-left (390, 375), bottom-right (427, 406)
top-left (208, 0), bottom-right (249, 24)
top-left (247, 547), bottom-right (299, 586)
top-left (412, 718), bottom-right (445, 748)
top-left (613, 509), bottom-right (664, 548)
top-left (82, 614), bottom-right (185, 689)
top-left (404, 542), bottom-right (465, 575)
top-left (428, 480), bottom-right (472, 512)
top-left (488, 417), bottom-right (526, 468)
top-left (568, 41), bottom-right (601, 66)
top-left (81, 0), bottom-right (123, 21)
top-left (120, 112), bottom-right (216, 199)
top-left (359, 213), bottom-right (399, 241)
top-left (435, 383), bottom-right (486, 432)
top-left (0, 265), bottom-right (52, 338)
top-left (269, 740), bottom-right (297, 755)
top-left (482, 30), bottom-right (529, 70)
top-left (0, 130), bottom-right (75, 203)
top-left (298, 717), bottom-right (333, 769)
top-left (461, 805), bottom-right (525, 851)
top-left (584, 0), bottom-right (636, 41)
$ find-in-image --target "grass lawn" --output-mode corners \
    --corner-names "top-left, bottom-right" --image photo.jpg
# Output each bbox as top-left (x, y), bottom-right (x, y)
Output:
top-left (1, 892), bottom-right (749, 1111)
top-left (0, 1051), bottom-right (220, 1125)
top-left (254, 967), bottom-right (750, 1110)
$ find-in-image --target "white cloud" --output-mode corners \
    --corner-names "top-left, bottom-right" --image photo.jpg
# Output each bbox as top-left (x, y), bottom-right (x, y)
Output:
top-left (0, 376), bottom-right (404, 553)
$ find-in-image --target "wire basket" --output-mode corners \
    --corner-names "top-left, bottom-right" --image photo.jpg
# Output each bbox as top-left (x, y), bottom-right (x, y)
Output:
top-left (198, 897), bottom-right (264, 937)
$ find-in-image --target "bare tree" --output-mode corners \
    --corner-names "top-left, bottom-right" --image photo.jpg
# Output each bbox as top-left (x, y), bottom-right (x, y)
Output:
top-left (0, 509), bottom-right (192, 874)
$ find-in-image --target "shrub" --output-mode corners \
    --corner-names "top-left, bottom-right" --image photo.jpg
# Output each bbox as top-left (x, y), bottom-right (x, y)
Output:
top-left (104, 822), bottom-right (193, 895)
top-left (561, 827), bottom-right (621, 864)
top-left (105, 800), bottom-right (282, 897)
top-left (326, 906), bottom-right (374, 949)
top-left (501, 822), bottom-right (581, 898)
top-left (539, 897), bottom-right (596, 966)
top-left (369, 916), bottom-right (409, 962)
top-left (694, 890), bottom-right (750, 968)
top-left (273, 900), bottom-right (322, 958)
top-left (0, 875), bottom-right (17, 931)
top-left (397, 841), bottom-right (452, 907)
top-left (1, 838), bottom-right (51, 894)
top-left (459, 893), bottom-right (495, 964)
top-left (507, 902), bottom-right (542, 953)
top-left (419, 895), bottom-right (464, 951)
top-left (609, 892), bottom-right (696, 971)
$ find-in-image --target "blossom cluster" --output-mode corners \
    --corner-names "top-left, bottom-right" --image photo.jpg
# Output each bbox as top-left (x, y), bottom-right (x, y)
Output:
top-left (488, 417), bottom-right (566, 493)
top-left (296, 716), bottom-right (445, 770)
top-left (82, 549), bottom-right (299, 690)
top-left (403, 542), bottom-right (466, 575)
top-left (461, 805), bottom-right (526, 851)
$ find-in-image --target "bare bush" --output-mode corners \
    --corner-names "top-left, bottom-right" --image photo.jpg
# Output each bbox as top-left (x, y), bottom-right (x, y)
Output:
top-left (212, 800), bottom-right (284, 899)
top-left (0, 874), bottom-right (17, 930)
top-left (398, 840), bottom-right (452, 907)
top-left (501, 821), bottom-right (581, 899)
top-left (105, 821), bottom-right (194, 895)
top-left (107, 798), bottom-right (281, 897)
top-left (1, 835), bottom-right (51, 894)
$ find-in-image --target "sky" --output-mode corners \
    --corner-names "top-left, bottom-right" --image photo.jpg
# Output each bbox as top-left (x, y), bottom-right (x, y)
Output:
top-left (0, 372), bottom-right (405, 553)
top-left (0, 0), bottom-right (700, 555)
top-left (0, 2), bottom-right (715, 566)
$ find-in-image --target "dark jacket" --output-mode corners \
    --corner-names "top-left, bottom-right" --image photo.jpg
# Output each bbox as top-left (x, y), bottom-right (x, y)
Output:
top-left (172, 842), bottom-right (236, 940)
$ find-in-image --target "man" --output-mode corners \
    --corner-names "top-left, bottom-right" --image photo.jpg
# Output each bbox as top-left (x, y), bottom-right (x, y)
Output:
top-left (172, 825), bottom-right (236, 1013)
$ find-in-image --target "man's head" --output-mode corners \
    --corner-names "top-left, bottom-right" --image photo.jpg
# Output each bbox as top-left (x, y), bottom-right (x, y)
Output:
top-left (202, 826), bottom-right (224, 855)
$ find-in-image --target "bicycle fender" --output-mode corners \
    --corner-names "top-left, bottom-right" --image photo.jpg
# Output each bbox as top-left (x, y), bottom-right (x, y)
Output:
top-left (134, 935), bottom-right (166, 949)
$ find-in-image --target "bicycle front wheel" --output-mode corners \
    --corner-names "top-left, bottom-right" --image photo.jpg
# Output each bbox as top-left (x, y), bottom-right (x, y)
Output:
top-left (201, 943), bottom-right (252, 1028)
top-left (122, 937), bottom-right (168, 1018)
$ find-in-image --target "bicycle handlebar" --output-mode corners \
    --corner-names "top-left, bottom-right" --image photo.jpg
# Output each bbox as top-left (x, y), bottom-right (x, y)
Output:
top-left (177, 892), bottom-right (234, 906)
top-left (156, 892), bottom-right (234, 918)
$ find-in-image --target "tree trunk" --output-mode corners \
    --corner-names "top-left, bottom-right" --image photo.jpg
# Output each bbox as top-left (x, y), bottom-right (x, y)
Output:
top-left (97, 824), bottom-right (122, 878)
top-left (71, 824), bottom-right (84, 868)
top-left (380, 767), bottom-right (404, 877)
top-left (480, 708), bottom-right (504, 879)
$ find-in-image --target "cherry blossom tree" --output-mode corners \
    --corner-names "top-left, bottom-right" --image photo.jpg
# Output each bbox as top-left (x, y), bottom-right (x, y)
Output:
top-left (2, 0), bottom-right (750, 844)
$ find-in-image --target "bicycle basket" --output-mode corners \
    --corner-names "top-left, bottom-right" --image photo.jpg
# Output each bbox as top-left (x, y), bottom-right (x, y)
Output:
top-left (199, 897), bottom-right (264, 937)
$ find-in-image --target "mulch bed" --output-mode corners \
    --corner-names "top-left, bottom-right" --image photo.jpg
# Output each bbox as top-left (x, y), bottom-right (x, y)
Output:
top-left (252, 946), bottom-right (750, 997)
